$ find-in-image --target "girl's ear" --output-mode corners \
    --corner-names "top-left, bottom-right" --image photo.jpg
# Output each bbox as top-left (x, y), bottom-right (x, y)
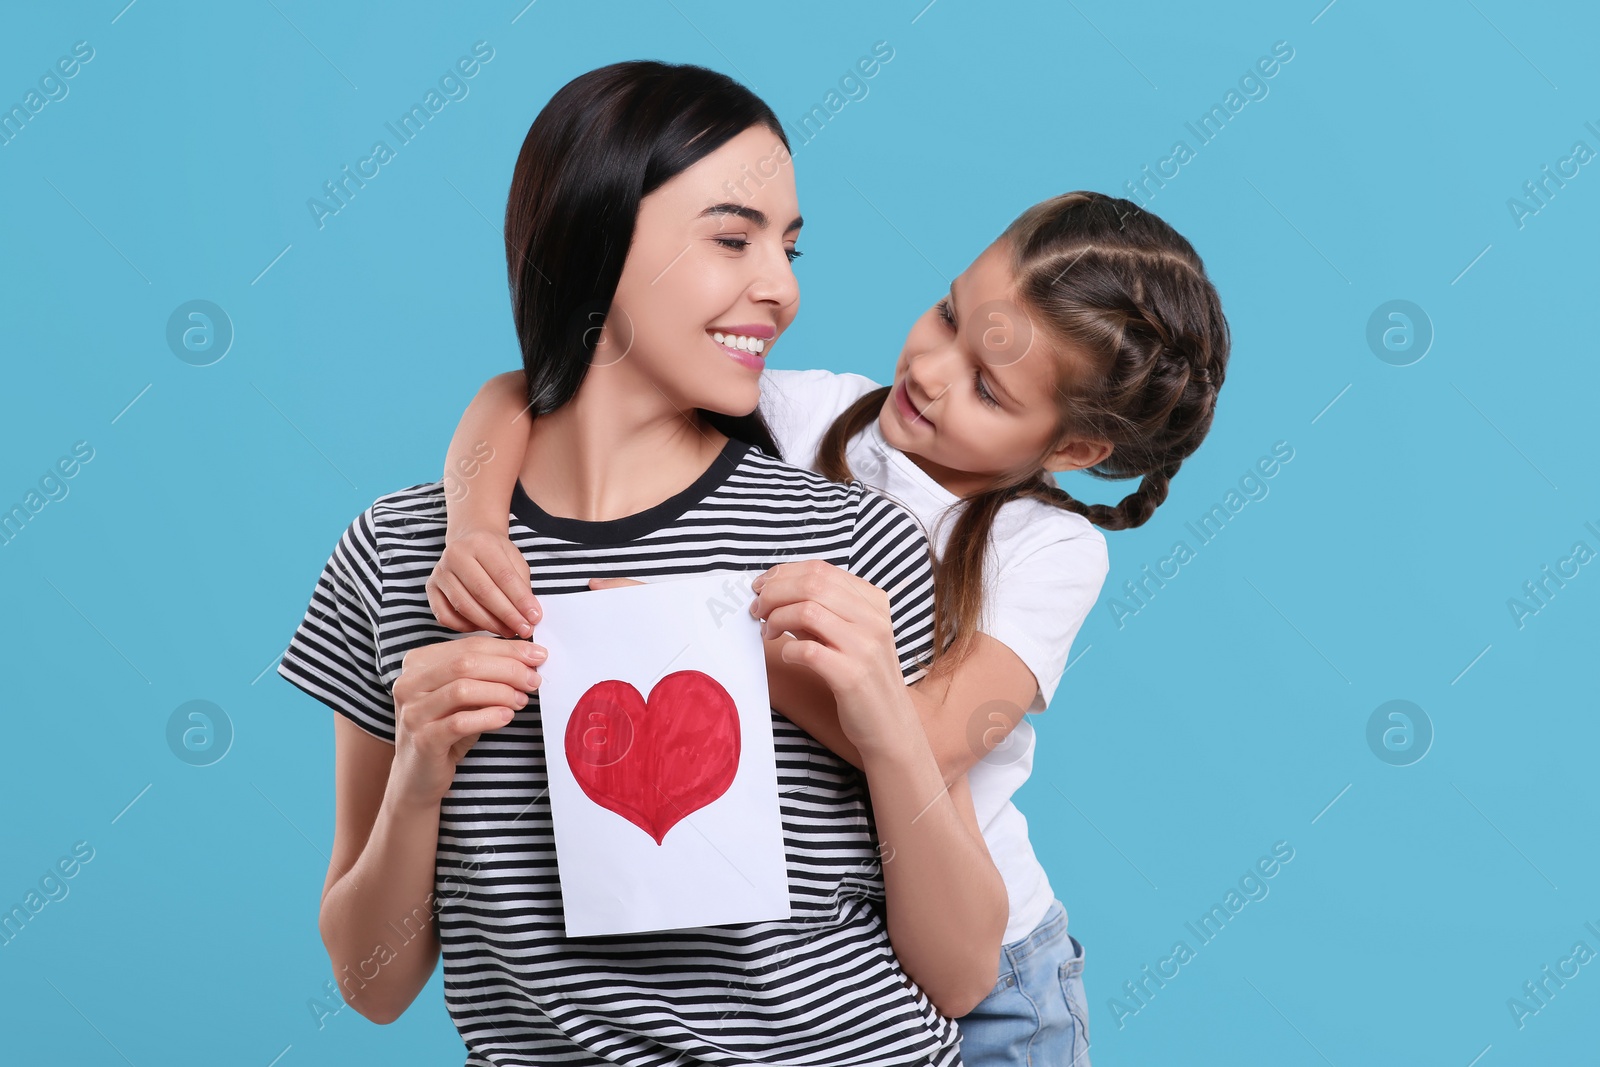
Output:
top-left (1042, 435), bottom-right (1113, 474)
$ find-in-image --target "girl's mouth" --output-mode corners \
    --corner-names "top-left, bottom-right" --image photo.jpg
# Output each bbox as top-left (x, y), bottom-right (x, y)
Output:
top-left (893, 379), bottom-right (934, 428)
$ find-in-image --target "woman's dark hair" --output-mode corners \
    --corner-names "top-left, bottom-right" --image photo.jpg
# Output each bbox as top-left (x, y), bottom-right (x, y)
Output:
top-left (817, 192), bottom-right (1231, 669)
top-left (504, 61), bottom-right (786, 455)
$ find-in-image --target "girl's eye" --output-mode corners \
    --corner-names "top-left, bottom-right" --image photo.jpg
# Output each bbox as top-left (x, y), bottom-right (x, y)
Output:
top-left (938, 298), bottom-right (996, 406)
top-left (973, 368), bottom-right (1000, 408)
top-left (785, 248), bottom-right (804, 263)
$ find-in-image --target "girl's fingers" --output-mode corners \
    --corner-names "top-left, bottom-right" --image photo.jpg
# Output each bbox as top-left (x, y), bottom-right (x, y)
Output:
top-left (489, 540), bottom-right (541, 628)
top-left (460, 554), bottom-right (535, 637)
top-left (428, 582), bottom-right (477, 634)
top-left (436, 569), bottom-right (516, 637)
top-left (427, 561), bottom-right (480, 634)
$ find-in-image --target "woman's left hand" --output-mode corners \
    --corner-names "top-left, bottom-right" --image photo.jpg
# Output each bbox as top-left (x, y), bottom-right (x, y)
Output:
top-left (748, 559), bottom-right (911, 758)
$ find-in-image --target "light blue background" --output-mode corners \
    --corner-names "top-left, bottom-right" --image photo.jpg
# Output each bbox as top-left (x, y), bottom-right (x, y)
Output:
top-left (3, 2), bottom-right (1596, 1064)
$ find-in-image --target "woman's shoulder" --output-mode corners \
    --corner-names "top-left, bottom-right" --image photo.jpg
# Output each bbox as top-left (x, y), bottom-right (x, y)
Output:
top-left (736, 447), bottom-right (926, 542)
top-left (362, 482), bottom-right (450, 540)
top-left (736, 442), bottom-right (868, 503)
top-left (315, 482), bottom-right (451, 596)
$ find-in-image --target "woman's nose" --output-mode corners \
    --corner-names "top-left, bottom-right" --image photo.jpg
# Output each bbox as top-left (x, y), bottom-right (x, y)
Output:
top-left (748, 246), bottom-right (800, 312)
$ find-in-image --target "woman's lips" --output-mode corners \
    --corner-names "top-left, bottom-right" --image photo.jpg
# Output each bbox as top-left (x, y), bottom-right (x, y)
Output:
top-left (894, 379), bottom-right (933, 428)
top-left (711, 332), bottom-right (765, 370)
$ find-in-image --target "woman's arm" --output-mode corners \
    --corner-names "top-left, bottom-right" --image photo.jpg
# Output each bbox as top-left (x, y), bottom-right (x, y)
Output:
top-left (752, 559), bottom-right (1007, 1018)
top-left (853, 687), bottom-right (1006, 1017)
top-left (428, 371), bottom-right (539, 637)
top-left (766, 629), bottom-right (1040, 783)
top-left (319, 717), bottom-right (444, 1024)
top-left (319, 635), bottom-right (542, 1023)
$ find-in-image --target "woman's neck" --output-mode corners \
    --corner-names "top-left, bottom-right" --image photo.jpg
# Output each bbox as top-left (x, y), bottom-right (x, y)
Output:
top-left (518, 372), bottom-right (729, 523)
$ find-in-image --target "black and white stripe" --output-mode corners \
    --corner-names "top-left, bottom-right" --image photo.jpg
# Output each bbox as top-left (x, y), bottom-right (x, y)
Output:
top-left (278, 438), bottom-right (960, 1066)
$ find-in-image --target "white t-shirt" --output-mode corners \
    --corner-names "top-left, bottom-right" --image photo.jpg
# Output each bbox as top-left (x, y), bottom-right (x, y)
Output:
top-left (759, 367), bottom-right (1110, 945)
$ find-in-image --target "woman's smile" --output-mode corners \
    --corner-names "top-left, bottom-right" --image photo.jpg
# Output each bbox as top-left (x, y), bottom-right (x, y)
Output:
top-left (710, 323), bottom-right (774, 370)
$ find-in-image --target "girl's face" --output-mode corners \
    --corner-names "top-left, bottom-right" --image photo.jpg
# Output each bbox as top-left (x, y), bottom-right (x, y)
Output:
top-left (878, 239), bottom-right (1107, 496)
top-left (596, 124), bottom-right (802, 421)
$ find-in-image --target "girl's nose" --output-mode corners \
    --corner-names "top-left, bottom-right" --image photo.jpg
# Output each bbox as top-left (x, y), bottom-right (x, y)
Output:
top-left (908, 349), bottom-right (955, 410)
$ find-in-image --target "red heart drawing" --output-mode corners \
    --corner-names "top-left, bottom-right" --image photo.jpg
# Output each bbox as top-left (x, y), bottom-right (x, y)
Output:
top-left (563, 669), bottom-right (741, 846)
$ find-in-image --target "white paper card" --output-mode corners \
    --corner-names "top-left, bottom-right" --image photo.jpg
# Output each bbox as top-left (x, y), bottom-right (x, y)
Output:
top-left (534, 570), bottom-right (791, 937)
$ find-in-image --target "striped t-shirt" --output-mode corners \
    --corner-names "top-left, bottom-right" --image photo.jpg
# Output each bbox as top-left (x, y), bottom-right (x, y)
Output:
top-left (277, 436), bottom-right (965, 1067)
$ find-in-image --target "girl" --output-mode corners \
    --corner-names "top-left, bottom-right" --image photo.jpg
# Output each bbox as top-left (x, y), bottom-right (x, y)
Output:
top-left (279, 61), bottom-right (1005, 1066)
top-left (432, 191), bottom-right (1230, 1066)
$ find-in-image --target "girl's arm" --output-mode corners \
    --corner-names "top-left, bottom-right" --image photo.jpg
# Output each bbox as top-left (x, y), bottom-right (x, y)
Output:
top-left (429, 371), bottom-right (540, 637)
top-left (766, 630), bottom-right (1040, 783)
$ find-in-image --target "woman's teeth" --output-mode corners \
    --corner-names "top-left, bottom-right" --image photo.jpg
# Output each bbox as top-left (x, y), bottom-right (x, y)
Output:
top-left (712, 332), bottom-right (766, 354)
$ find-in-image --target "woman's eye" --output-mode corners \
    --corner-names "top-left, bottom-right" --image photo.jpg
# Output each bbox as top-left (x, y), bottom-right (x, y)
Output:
top-left (935, 298), bottom-right (955, 329)
top-left (973, 368), bottom-right (999, 408)
top-left (715, 237), bottom-right (802, 263)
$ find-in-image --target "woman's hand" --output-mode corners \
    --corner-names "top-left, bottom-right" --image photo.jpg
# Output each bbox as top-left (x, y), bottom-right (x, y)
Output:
top-left (388, 635), bottom-right (545, 810)
top-left (426, 530), bottom-right (541, 638)
top-left (747, 559), bottom-right (911, 758)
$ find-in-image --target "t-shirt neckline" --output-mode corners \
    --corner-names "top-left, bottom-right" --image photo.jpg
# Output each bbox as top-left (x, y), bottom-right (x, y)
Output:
top-left (509, 436), bottom-right (750, 545)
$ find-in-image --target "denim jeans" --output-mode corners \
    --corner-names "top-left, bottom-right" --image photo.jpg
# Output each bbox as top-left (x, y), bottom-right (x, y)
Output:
top-left (956, 899), bottom-right (1090, 1067)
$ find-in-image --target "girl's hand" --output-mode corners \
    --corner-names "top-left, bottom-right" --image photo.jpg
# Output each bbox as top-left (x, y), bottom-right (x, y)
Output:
top-left (747, 559), bottom-right (911, 758)
top-left (389, 635), bottom-right (545, 810)
top-left (427, 530), bottom-right (541, 638)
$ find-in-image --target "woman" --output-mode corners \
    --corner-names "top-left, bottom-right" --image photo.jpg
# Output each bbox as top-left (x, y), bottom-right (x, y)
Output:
top-left (276, 61), bottom-right (1004, 1065)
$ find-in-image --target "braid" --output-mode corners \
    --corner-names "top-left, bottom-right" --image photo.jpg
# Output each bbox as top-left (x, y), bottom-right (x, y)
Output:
top-left (1017, 457), bottom-right (1180, 532)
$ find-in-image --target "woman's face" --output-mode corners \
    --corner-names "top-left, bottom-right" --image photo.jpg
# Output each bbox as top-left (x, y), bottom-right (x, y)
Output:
top-left (877, 238), bottom-right (1101, 492)
top-left (596, 124), bottom-right (802, 420)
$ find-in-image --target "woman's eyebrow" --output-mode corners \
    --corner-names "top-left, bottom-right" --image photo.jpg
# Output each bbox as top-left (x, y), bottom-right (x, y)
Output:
top-left (699, 203), bottom-right (804, 233)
